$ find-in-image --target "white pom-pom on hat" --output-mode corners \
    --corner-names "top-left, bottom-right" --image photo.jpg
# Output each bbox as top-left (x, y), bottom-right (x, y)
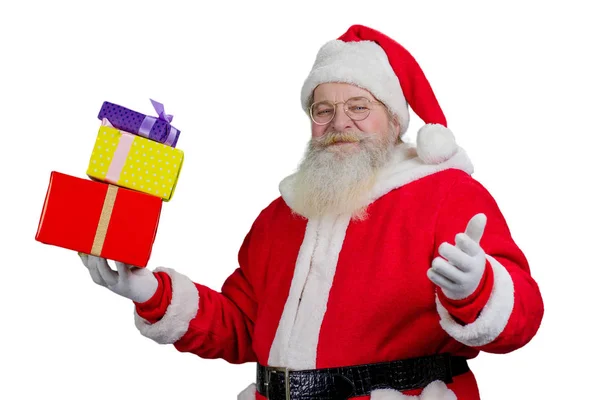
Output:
top-left (416, 123), bottom-right (458, 164)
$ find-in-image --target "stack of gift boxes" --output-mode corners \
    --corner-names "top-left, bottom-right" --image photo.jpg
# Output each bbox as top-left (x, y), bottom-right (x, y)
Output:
top-left (35, 99), bottom-right (184, 267)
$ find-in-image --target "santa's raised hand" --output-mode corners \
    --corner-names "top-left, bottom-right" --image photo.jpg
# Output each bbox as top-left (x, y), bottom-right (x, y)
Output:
top-left (427, 213), bottom-right (488, 300)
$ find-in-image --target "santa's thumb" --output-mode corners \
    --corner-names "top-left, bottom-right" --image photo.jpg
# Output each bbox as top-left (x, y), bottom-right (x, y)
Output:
top-left (465, 213), bottom-right (487, 244)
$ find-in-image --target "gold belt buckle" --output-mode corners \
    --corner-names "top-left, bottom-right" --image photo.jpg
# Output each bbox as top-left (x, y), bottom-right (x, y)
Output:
top-left (265, 366), bottom-right (291, 400)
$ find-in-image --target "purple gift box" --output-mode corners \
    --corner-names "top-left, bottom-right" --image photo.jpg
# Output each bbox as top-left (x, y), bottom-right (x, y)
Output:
top-left (97, 99), bottom-right (181, 147)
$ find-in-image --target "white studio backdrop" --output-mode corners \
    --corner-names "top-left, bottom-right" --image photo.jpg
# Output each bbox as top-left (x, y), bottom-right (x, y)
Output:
top-left (1, 0), bottom-right (598, 398)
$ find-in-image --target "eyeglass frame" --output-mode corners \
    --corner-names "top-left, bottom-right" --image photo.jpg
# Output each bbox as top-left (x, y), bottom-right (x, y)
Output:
top-left (309, 96), bottom-right (385, 125)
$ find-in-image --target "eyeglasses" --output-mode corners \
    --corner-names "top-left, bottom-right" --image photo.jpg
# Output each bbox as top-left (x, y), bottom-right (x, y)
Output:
top-left (309, 96), bottom-right (384, 125)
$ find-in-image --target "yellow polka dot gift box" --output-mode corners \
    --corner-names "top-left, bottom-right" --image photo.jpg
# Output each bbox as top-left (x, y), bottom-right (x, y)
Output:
top-left (86, 124), bottom-right (184, 201)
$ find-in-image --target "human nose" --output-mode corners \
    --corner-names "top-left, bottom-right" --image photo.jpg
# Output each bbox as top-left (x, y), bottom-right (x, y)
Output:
top-left (331, 102), bottom-right (353, 131)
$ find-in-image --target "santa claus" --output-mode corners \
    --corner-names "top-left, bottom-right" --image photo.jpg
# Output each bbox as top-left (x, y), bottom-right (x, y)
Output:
top-left (79, 25), bottom-right (544, 399)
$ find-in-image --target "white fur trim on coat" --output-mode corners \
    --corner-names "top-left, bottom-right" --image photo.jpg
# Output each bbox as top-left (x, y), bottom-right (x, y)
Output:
top-left (134, 267), bottom-right (199, 344)
top-left (237, 379), bottom-right (454, 400)
top-left (435, 255), bottom-right (515, 347)
top-left (371, 380), bottom-right (456, 400)
top-left (237, 383), bottom-right (256, 400)
top-left (267, 214), bottom-right (352, 369)
top-left (367, 142), bottom-right (473, 204)
top-left (300, 40), bottom-right (410, 134)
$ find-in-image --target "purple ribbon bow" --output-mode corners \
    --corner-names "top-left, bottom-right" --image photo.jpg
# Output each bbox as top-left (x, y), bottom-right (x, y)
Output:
top-left (140, 98), bottom-right (178, 146)
top-left (150, 98), bottom-right (174, 123)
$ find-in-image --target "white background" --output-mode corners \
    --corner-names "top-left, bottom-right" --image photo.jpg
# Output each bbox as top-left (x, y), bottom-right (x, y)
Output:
top-left (1, 0), bottom-right (598, 398)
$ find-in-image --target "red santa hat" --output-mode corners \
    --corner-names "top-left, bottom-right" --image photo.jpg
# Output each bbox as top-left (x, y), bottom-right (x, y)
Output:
top-left (301, 24), bottom-right (458, 164)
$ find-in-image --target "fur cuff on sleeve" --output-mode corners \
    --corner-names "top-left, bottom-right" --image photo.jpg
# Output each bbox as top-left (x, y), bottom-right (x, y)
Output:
top-left (435, 255), bottom-right (515, 347)
top-left (134, 267), bottom-right (199, 344)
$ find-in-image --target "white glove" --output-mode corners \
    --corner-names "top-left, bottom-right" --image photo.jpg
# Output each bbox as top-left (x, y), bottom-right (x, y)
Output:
top-left (427, 213), bottom-right (488, 300)
top-left (78, 253), bottom-right (159, 303)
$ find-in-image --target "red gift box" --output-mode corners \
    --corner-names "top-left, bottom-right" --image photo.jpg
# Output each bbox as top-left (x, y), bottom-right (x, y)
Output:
top-left (35, 171), bottom-right (162, 267)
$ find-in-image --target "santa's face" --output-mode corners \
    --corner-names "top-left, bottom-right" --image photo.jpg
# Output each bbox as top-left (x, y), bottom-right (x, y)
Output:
top-left (310, 83), bottom-right (399, 148)
top-left (289, 83), bottom-right (400, 220)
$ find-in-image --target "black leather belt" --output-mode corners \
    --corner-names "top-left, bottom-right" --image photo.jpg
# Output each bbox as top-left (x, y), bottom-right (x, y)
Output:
top-left (256, 353), bottom-right (469, 400)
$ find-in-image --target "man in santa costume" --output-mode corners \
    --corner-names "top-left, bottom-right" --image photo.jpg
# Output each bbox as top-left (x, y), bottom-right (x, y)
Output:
top-left (79, 25), bottom-right (544, 399)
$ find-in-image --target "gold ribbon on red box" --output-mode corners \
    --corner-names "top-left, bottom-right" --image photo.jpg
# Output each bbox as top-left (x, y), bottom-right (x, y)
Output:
top-left (90, 184), bottom-right (118, 256)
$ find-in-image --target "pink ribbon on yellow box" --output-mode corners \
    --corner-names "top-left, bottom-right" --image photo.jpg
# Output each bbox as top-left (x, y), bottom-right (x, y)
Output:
top-left (105, 132), bottom-right (135, 184)
top-left (102, 118), bottom-right (136, 184)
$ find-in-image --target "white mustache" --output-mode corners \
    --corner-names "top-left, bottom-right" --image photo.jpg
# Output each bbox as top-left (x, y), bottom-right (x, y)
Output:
top-left (315, 131), bottom-right (365, 147)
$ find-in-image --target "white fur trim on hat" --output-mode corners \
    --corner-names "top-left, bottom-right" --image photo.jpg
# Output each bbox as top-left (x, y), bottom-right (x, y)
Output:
top-left (301, 39), bottom-right (410, 134)
top-left (416, 124), bottom-right (458, 164)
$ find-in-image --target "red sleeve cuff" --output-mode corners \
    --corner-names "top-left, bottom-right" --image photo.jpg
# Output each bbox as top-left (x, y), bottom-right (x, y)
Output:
top-left (134, 271), bottom-right (173, 324)
top-left (437, 259), bottom-right (494, 324)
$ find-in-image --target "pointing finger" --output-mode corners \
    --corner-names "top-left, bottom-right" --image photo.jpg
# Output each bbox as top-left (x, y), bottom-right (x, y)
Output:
top-left (438, 242), bottom-right (473, 272)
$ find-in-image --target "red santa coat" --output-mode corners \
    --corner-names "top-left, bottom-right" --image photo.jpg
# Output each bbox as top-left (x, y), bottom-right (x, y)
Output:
top-left (133, 142), bottom-right (544, 400)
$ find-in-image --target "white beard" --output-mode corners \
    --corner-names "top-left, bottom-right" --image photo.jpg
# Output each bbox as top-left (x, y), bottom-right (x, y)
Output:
top-left (288, 128), bottom-right (396, 220)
